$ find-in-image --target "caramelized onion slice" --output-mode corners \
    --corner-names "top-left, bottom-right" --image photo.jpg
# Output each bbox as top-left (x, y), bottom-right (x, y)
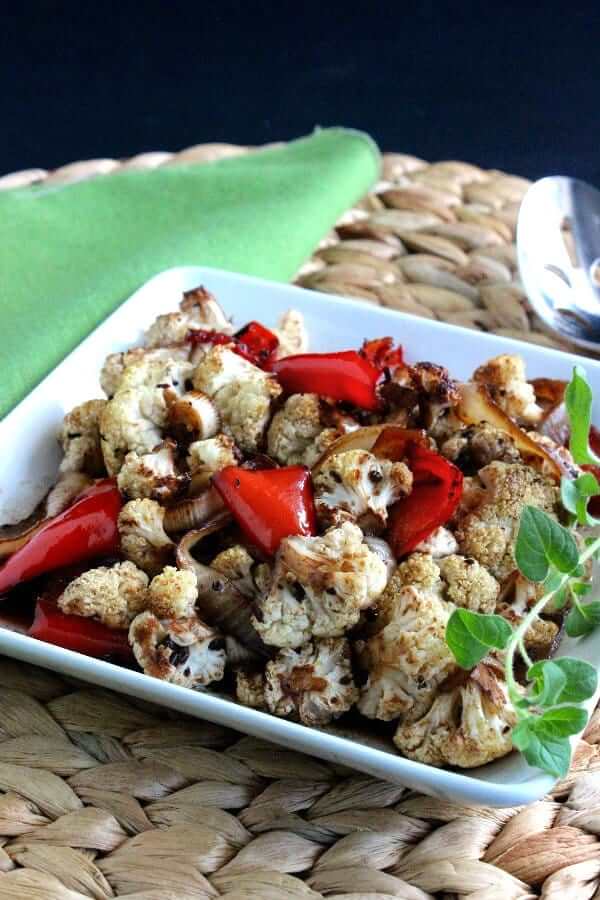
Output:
top-left (530, 378), bottom-right (567, 412)
top-left (0, 472), bottom-right (93, 560)
top-left (176, 519), bottom-right (267, 656)
top-left (312, 425), bottom-right (428, 474)
top-left (456, 382), bottom-right (564, 480)
top-left (164, 487), bottom-right (228, 535)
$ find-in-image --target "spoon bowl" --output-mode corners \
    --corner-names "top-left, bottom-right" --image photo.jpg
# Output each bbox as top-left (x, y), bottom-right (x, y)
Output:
top-left (517, 176), bottom-right (600, 353)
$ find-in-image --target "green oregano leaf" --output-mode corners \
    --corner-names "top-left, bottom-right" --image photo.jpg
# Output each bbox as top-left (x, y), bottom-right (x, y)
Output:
top-left (565, 601), bottom-right (600, 637)
top-left (515, 506), bottom-right (579, 582)
top-left (534, 706), bottom-right (588, 739)
top-left (565, 365), bottom-right (600, 465)
top-left (520, 731), bottom-right (572, 777)
top-left (527, 656), bottom-right (598, 703)
top-left (445, 609), bottom-right (513, 670)
top-left (561, 472), bottom-right (600, 526)
top-left (526, 660), bottom-right (567, 707)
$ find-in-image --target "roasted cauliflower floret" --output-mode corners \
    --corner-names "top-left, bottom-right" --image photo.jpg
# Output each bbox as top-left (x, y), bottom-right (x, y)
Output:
top-left (100, 346), bottom-right (192, 398)
top-left (357, 583), bottom-right (456, 722)
top-left (267, 394), bottom-right (327, 466)
top-left (252, 522), bottom-right (388, 648)
top-left (117, 441), bottom-right (188, 502)
top-left (455, 461), bottom-right (559, 580)
top-left (100, 356), bottom-right (194, 474)
top-left (187, 434), bottom-right (238, 474)
top-left (440, 423), bottom-right (521, 474)
top-left (313, 449), bottom-right (412, 529)
top-left (235, 669), bottom-right (267, 710)
top-left (59, 399), bottom-right (107, 476)
top-left (497, 574), bottom-right (559, 656)
top-left (58, 561), bottom-right (149, 629)
top-left (473, 354), bottom-right (542, 425)
top-left (265, 638), bottom-right (358, 726)
top-left (147, 566), bottom-right (198, 619)
top-left (193, 346), bottom-right (281, 452)
top-left (393, 662), bottom-right (516, 768)
top-left (129, 611), bottom-right (226, 689)
top-left (144, 286), bottom-right (231, 348)
top-left (414, 526), bottom-right (459, 557)
top-left (211, 545), bottom-right (254, 583)
top-left (118, 499), bottom-right (174, 576)
top-left (273, 309), bottom-right (308, 358)
top-left (438, 554), bottom-right (499, 613)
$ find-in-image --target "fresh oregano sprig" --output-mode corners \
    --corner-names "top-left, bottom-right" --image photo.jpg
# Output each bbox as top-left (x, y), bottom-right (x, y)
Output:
top-left (445, 366), bottom-right (600, 778)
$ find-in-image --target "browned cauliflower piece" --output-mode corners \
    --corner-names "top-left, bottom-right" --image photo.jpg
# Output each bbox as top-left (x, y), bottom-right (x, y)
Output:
top-left (129, 610), bottom-right (226, 689)
top-left (313, 449), bottom-right (412, 529)
top-left (267, 394), bottom-right (331, 467)
top-left (411, 361), bottom-right (460, 432)
top-left (58, 561), bottom-right (149, 629)
top-left (59, 399), bottom-right (107, 476)
top-left (118, 499), bottom-right (175, 576)
top-left (438, 554), bottom-right (499, 613)
top-left (273, 309), bottom-right (308, 358)
top-left (473, 354), bottom-right (542, 425)
top-left (497, 573), bottom-right (559, 657)
top-left (100, 355), bottom-right (194, 474)
top-left (454, 461), bottom-right (559, 580)
top-left (187, 434), bottom-right (238, 474)
top-left (100, 345), bottom-right (192, 398)
top-left (252, 522), bottom-right (388, 648)
top-left (357, 583), bottom-right (456, 722)
top-left (235, 669), bottom-right (267, 710)
top-left (147, 566), bottom-right (198, 619)
top-left (192, 345), bottom-right (281, 452)
top-left (393, 662), bottom-right (516, 768)
top-left (265, 638), bottom-right (358, 726)
top-left (144, 286), bottom-right (232, 348)
top-left (413, 525), bottom-right (459, 557)
top-left (440, 423), bottom-right (521, 474)
top-left (117, 441), bottom-right (188, 502)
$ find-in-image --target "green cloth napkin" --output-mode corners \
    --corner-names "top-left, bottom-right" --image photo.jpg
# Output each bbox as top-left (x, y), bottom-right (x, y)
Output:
top-left (0, 128), bottom-right (379, 420)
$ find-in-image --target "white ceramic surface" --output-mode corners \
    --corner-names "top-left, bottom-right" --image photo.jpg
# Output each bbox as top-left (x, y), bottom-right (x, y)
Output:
top-left (1, 265), bottom-right (598, 807)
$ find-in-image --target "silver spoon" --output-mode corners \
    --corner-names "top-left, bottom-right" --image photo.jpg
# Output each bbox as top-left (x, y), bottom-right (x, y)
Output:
top-left (517, 176), bottom-right (600, 353)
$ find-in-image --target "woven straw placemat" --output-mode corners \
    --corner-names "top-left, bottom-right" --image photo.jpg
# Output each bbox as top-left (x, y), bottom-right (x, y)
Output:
top-left (1, 146), bottom-right (598, 900)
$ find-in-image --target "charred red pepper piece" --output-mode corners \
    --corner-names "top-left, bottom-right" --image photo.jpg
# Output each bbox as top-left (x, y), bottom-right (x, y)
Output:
top-left (235, 321), bottom-right (279, 367)
top-left (270, 351), bottom-right (382, 411)
top-left (0, 480), bottom-right (122, 595)
top-left (213, 465), bottom-right (316, 556)
top-left (360, 337), bottom-right (404, 373)
top-left (188, 329), bottom-right (233, 348)
top-left (188, 322), bottom-right (279, 370)
top-left (30, 599), bottom-right (132, 661)
top-left (388, 443), bottom-right (463, 557)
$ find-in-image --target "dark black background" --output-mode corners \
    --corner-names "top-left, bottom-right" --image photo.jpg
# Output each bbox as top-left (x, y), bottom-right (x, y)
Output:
top-left (3, 1), bottom-right (599, 182)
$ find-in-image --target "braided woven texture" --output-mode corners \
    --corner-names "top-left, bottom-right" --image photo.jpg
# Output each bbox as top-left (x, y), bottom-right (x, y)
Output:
top-left (0, 657), bottom-right (599, 899)
top-left (1, 144), bottom-right (598, 897)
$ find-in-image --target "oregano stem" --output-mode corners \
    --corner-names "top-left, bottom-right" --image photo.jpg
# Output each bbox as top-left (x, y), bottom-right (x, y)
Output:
top-left (505, 535), bottom-right (600, 711)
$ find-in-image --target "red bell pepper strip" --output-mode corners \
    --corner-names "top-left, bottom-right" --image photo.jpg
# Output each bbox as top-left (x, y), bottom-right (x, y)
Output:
top-left (387, 443), bottom-right (463, 557)
top-left (30, 599), bottom-right (132, 662)
top-left (0, 480), bottom-right (122, 595)
top-left (213, 465), bottom-right (316, 556)
top-left (235, 321), bottom-right (279, 367)
top-left (360, 337), bottom-right (404, 373)
top-left (270, 351), bottom-right (382, 411)
top-left (188, 322), bottom-right (279, 370)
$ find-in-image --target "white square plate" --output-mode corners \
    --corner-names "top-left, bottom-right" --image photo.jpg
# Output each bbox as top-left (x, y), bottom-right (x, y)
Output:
top-left (1, 266), bottom-right (597, 807)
